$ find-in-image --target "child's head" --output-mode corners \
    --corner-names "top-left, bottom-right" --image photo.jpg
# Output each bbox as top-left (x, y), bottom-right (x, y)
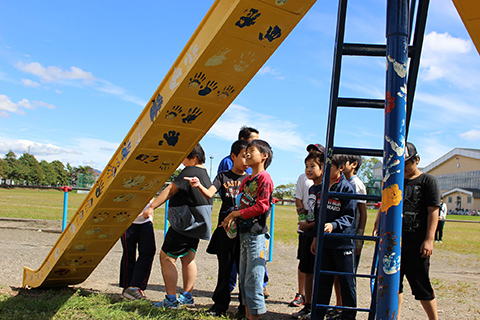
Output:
top-left (330, 154), bottom-right (346, 181)
top-left (344, 154), bottom-right (362, 177)
top-left (305, 151), bottom-right (324, 183)
top-left (238, 126), bottom-right (259, 142)
top-left (184, 143), bottom-right (206, 165)
top-left (230, 140), bottom-right (249, 173)
top-left (246, 139), bottom-right (273, 169)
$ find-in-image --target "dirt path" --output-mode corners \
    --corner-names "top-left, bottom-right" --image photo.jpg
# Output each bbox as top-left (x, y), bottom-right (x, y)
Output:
top-left (1, 218), bottom-right (479, 319)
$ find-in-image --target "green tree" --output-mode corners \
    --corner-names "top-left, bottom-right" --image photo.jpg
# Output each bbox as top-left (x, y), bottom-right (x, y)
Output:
top-left (40, 160), bottom-right (56, 186)
top-left (273, 183), bottom-right (296, 200)
top-left (51, 160), bottom-right (68, 186)
top-left (357, 157), bottom-right (380, 185)
top-left (0, 158), bottom-right (9, 183)
top-left (4, 150), bottom-right (26, 183)
top-left (167, 168), bottom-right (182, 182)
top-left (19, 153), bottom-right (44, 185)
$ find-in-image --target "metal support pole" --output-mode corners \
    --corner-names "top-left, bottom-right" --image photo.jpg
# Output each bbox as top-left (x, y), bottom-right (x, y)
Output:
top-left (164, 200), bottom-right (169, 240)
top-left (376, 0), bottom-right (408, 318)
top-left (61, 186), bottom-right (72, 231)
top-left (268, 203), bottom-right (275, 262)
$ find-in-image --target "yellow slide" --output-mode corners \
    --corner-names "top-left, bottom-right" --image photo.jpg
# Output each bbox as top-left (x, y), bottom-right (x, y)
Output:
top-left (23, 0), bottom-right (316, 288)
top-left (452, 0), bottom-right (480, 55)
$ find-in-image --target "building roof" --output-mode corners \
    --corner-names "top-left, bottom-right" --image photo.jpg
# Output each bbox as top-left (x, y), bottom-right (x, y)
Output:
top-left (443, 187), bottom-right (480, 198)
top-left (423, 148), bottom-right (480, 173)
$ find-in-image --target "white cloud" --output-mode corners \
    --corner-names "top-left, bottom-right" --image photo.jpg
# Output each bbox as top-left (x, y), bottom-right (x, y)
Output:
top-left (208, 104), bottom-right (306, 153)
top-left (21, 79), bottom-right (41, 88)
top-left (96, 80), bottom-right (147, 107)
top-left (415, 92), bottom-right (480, 122)
top-left (0, 139), bottom-right (80, 157)
top-left (0, 95), bottom-right (56, 117)
top-left (460, 129), bottom-right (480, 142)
top-left (420, 31), bottom-right (472, 81)
top-left (258, 66), bottom-right (281, 76)
top-left (16, 62), bottom-right (96, 84)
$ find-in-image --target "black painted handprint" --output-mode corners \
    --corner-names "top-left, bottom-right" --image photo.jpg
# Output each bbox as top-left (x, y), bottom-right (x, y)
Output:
top-left (165, 105), bottom-right (184, 120)
top-left (159, 161), bottom-right (174, 171)
top-left (259, 25), bottom-right (282, 42)
top-left (182, 107), bottom-right (203, 124)
top-left (164, 130), bottom-right (180, 146)
top-left (235, 8), bottom-right (261, 28)
top-left (217, 85), bottom-right (235, 100)
top-left (198, 80), bottom-right (218, 96)
top-left (95, 180), bottom-right (105, 198)
top-left (189, 72), bottom-right (206, 88)
top-left (121, 140), bottom-right (131, 161)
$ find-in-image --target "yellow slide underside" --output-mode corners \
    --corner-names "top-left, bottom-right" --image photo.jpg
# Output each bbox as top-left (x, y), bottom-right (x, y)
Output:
top-left (23, 0), bottom-right (316, 288)
top-left (452, 0), bottom-right (480, 55)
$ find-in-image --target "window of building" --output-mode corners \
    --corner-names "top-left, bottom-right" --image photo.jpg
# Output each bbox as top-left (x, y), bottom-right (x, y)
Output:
top-left (448, 196), bottom-right (452, 203)
top-left (467, 197), bottom-right (472, 204)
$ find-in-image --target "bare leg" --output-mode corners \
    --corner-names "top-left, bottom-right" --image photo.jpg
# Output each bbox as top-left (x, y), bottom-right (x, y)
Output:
top-left (246, 306), bottom-right (259, 320)
top-left (333, 276), bottom-right (342, 306)
top-left (298, 267), bottom-right (306, 296)
top-left (420, 299), bottom-right (439, 320)
top-left (160, 250), bottom-right (178, 295)
top-left (180, 250), bottom-right (197, 293)
top-left (305, 273), bottom-right (314, 304)
top-left (398, 293), bottom-right (403, 319)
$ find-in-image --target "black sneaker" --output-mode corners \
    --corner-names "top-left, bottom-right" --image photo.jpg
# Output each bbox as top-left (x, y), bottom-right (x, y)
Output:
top-left (292, 306), bottom-right (311, 319)
top-left (205, 305), bottom-right (226, 317)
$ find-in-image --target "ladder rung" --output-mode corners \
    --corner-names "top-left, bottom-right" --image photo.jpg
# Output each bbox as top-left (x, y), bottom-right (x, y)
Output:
top-left (332, 147), bottom-right (383, 157)
top-left (324, 233), bottom-right (379, 242)
top-left (315, 304), bottom-right (372, 313)
top-left (327, 191), bottom-right (381, 202)
top-left (337, 97), bottom-right (384, 109)
top-left (342, 43), bottom-right (414, 57)
top-left (319, 270), bottom-right (376, 279)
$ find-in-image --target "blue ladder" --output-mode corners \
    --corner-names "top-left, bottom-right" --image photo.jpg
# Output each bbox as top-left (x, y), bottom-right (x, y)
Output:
top-left (310, 0), bottom-right (430, 319)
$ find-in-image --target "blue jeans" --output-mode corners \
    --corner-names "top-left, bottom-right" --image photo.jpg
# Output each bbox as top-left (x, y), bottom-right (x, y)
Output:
top-left (238, 232), bottom-right (267, 315)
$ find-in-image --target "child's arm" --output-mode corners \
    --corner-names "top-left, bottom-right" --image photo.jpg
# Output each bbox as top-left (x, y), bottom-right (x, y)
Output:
top-left (143, 183), bottom-right (179, 217)
top-left (184, 176), bottom-right (218, 199)
top-left (298, 221), bottom-right (315, 232)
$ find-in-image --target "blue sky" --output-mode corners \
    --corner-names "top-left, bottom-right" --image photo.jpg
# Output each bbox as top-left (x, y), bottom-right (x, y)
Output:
top-left (1, 0), bottom-right (479, 185)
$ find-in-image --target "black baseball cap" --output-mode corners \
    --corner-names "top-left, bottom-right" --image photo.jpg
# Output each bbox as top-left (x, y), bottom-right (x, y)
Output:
top-left (306, 143), bottom-right (325, 154)
top-left (405, 142), bottom-right (419, 161)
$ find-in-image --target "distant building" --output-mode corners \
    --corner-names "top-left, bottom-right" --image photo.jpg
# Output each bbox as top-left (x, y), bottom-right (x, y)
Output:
top-left (423, 148), bottom-right (480, 212)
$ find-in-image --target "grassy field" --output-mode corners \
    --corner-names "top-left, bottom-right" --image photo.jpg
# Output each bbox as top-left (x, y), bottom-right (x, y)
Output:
top-left (1, 188), bottom-right (479, 319)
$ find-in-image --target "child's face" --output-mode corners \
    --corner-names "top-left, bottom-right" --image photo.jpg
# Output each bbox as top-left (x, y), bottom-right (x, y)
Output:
top-left (343, 161), bottom-right (356, 176)
top-left (305, 159), bottom-right (323, 181)
top-left (245, 146), bottom-right (267, 167)
top-left (231, 148), bottom-right (248, 173)
top-left (182, 157), bottom-right (196, 167)
top-left (330, 163), bottom-right (344, 182)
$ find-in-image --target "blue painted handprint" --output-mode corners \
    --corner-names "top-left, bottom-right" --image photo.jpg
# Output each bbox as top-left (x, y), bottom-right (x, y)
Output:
top-left (182, 107), bottom-right (203, 124)
top-left (198, 80), bottom-right (218, 96)
top-left (259, 25), bottom-right (282, 42)
top-left (95, 180), bottom-right (105, 198)
top-left (121, 140), bottom-right (131, 161)
top-left (236, 8), bottom-right (261, 28)
top-left (150, 94), bottom-right (163, 122)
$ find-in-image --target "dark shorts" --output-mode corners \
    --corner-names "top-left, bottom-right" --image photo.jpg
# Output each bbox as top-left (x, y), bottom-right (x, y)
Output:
top-left (162, 228), bottom-right (199, 258)
top-left (400, 242), bottom-right (435, 301)
top-left (297, 233), bottom-right (315, 274)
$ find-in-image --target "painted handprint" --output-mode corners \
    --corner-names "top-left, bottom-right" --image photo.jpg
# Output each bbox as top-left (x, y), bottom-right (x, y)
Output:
top-left (165, 105), bottom-right (184, 120)
top-left (259, 25), bottom-right (282, 42)
top-left (198, 80), bottom-right (218, 96)
top-left (121, 140), bottom-right (131, 161)
top-left (141, 179), bottom-right (160, 191)
top-left (169, 67), bottom-right (183, 90)
top-left (235, 8), bottom-right (261, 28)
top-left (163, 130), bottom-right (180, 146)
top-left (123, 175), bottom-right (145, 188)
top-left (95, 180), bottom-right (104, 198)
top-left (150, 94), bottom-right (163, 122)
top-left (205, 47), bottom-right (231, 67)
top-left (217, 85), bottom-right (235, 100)
top-left (159, 161), bottom-right (174, 171)
top-left (234, 51), bottom-right (255, 72)
top-left (189, 72), bottom-right (206, 88)
top-left (182, 107), bottom-right (203, 124)
top-left (184, 44), bottom-right (199, 67)
top-left (276, 0), bottom-right (288, 5)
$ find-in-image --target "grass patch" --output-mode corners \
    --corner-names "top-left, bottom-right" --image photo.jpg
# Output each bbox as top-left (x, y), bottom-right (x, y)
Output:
top-left (0, 288), bottom-right (224, 319)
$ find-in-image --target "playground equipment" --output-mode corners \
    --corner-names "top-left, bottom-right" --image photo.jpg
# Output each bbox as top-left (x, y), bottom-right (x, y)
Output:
top-left (23, 0), bottom-right (316, 288)
top-left (453, 0), bottom-right (480, 55)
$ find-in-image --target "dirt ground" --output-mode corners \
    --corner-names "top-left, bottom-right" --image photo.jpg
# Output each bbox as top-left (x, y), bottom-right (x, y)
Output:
top-left (1, 218), bottom-right (479, 319)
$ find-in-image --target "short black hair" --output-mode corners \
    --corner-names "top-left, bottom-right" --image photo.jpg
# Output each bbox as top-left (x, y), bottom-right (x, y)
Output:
top-left (186, 143), bottom-right (206, 164)
top-left (347, 155), bottom-right (363, 174)
top-left (331, 154), bottom-right (347, 168)
top-left (247, 139), bottom-right (273, 169)
top-left (230, 140), bottom-right (249, 157)
top-left (305, 150), bottom-right (324, 167)
top-left (238, 126), bottom-right (259, 140)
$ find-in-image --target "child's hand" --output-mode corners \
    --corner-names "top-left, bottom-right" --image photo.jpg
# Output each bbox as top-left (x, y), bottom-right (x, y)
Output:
top-left (298, 221), bottom-right (310, 231)
top-left (220, 212), bottom-right (236, 231)
top-left (311, 237), bottom-right (317, 255)
top-left (324, 223), bottom-right (333, 233)
top-left (184, 176), bottom-right (200, 187)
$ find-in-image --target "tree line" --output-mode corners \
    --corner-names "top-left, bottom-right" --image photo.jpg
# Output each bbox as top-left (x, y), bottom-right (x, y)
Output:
top-left (0, 151), bottom-right (96, 187)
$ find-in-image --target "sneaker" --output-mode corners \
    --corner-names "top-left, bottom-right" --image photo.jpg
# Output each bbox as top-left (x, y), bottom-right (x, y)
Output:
top-left (292, 306), bottom-right (311, 319)
top-left (152, 297), bottom-right (179, 309)
top-left (178, 293), bottom-right (195, 307)
top-left (122, 287), bottom-right (146, 300)
top-left (263, 286), bottom-right (270, 299)
top-left (439, 240), bottom-right (443, 243)
top-left (289, 293), bottom-right (305, 307)
top-left (326, 308), bottom-right (342, 320)
top-left (205, 305), bottom-right (226, 317)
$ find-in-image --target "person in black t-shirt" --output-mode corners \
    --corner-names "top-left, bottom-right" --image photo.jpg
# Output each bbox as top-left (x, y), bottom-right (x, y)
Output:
top-left (147, 143), bottom-right (213, 308)
top-left (185, 140), bottom-right (249, 317)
